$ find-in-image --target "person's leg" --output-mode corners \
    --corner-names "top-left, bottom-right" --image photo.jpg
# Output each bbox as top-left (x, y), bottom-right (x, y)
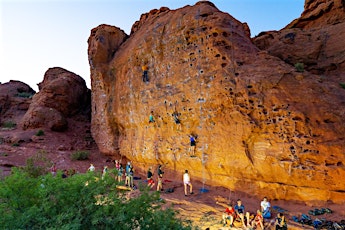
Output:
top-left (130, 176), bottom-right (133, 187)
top-left (259, 220), bottom-right (264, 229)
top-left (189, 183), bottom-right (193, 194)
top-left (184, 183), bottom-right (187, 195)
top-left (229, 215), bottom-right (234, 226)
top-left (222, 214), bottom-right (227, 224)
top-left (246, 212), bottom-right (250, 227)
top-left (239, 214), bottom-right (245, 228)
top-left (144, 71), bottom-right (148, 82)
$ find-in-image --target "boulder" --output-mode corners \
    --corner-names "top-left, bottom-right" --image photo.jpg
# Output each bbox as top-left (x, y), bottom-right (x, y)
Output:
top-left (88, 1), bottom-right (345, 203)
top-left (21, 67), bottom-right (90, 131)
top-left (0, 80), bottom-right (35, 126)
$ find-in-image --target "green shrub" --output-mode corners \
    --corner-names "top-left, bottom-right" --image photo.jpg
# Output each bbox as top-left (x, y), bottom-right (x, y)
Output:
top-left (0, 169), bottom-right (192, 229)
top-left (340, 82), bottom-right (345, 89)
top-left (11, 143), bottom-right (20, 147)
top-left (21, 150), bottom-right (51, 178)
top-left (294, 62), bottom-right (304, 72)
top-left (22, 157), bottom-right (46, 177)
top-left (1, 121), bottom-right (16, 128)
top-left (35, 129), bottom-right (44, 136)
top-left (16, 92), bottom-right (34, 98)
top-left (70, 150), bottom-right (90, 161)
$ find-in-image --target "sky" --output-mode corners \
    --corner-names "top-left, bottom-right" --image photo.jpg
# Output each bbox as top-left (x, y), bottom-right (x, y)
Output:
top-left (0, 0), bottom-right (304, 91)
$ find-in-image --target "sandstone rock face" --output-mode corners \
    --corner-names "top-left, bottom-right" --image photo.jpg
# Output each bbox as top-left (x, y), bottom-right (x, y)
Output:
top-left (253, 0), bottom-right (345, 75)
top-left (0, 80), bottom-right (35, 125)
top-left (88, 1), bottom-right (345, 203)
top-left (21, 67), bottom-right (91, 131)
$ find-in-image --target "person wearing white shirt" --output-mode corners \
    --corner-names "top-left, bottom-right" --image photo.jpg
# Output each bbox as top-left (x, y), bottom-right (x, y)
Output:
top-left (183, 170), bottom-right (194, 196)
top-left (260, 197), bottom-right (271, 218)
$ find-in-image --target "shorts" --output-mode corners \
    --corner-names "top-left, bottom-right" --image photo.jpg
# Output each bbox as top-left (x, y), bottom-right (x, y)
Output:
top-left (148, 179), bottom-right (154, 185)
top-left (190, 141), bottom-right (196, 146)
top-left (184, 181), bottom-right (191, 185)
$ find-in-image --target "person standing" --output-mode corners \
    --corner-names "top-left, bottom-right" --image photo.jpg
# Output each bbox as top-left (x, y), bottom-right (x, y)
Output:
top-left (156, 165), bottom-right (164, 191)
top-left (102, 166), bottom-right (108, 180)
top-left (117, 164), bottom-right (124, 182)
top-left (183, 170), bottom-right (193, 196)
top-left (125, 162), bottom-right (134, 188)
top-left (147, 167), bottom-right (155, 189)
top-left (50, 163), bottom-right (57, 176)
top-left (88, 163), bottom-right (95, 172)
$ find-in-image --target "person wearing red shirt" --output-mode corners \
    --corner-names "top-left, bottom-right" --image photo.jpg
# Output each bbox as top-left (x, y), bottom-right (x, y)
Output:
top-left (222, 203), bottom-right (236, 227)
top-left (252, 210), bottom-right (264, 229)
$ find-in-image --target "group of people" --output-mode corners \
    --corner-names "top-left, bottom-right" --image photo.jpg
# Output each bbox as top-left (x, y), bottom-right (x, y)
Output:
top-left (50, 162), bottom-right (76, 179)
top-left (222, 197), bottom-right (287, 229)
top-left (87, 160), bottom-right (170, 192)
top-left (149, 111), bottom-right (198, 156)
top-left (87, 161), bottom-right (134, 187)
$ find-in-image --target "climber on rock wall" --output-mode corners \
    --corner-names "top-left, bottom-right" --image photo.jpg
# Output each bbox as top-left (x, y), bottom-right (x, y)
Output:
top-left (149, 110), bottom-right (155, 123)
top-left (142, 64), bottom-right (149, 82)
top-left (189, 134), bottom-right (196, 156)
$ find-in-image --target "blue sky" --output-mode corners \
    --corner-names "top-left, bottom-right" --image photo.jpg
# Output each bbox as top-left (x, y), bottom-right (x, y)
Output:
top-left (0, 0), bottom-right (304, 91)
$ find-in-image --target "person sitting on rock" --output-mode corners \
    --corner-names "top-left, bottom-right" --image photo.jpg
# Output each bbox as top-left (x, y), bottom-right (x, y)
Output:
top-left (234, 199), bottom-right (246, 228)
top-left (261, 196), bottom-right (271, 218)
top-left (251, 210), bottom-right (264, 229)
top-left (275, 213), bottom-right (287, 230)
top-left (147, 167), bottom-right (155, 189)
top-left (222, 203), bottom-right (236, 227)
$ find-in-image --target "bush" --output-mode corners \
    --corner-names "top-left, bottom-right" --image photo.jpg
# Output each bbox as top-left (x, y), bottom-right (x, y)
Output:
top-left (21, 150), bottom-right (51, 178)
top-left (1, 121), bottom-right (16, 128)
top-left (0, 169), bottom-right (192, 229)
top-left (16, 92), bottom-right (34, 98)
top-left (70, 150), bottom-right (90, 161)
top-left (294, 62), bottom-right (304, 72)
top-left (11, 143), bottom-right (20, 147)
top-left (35, 129), bottom-right (44, 136)
top-left (340, 82), bottom-right (345, 89)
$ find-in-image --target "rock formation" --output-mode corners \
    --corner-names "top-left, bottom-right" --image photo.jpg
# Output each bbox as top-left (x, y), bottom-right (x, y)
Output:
top-left (0, 81), bottom-right (35, 126)
top-left (253, 0), bottom-right (345, 75)
top-left (88, 1), bottom-right (345, 203)
top-left (21, 67), bottom-right (91, 131)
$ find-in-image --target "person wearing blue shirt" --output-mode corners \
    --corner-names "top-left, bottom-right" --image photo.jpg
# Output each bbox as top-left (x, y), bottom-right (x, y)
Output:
top-left (235, 199), bottom-right (246, 228)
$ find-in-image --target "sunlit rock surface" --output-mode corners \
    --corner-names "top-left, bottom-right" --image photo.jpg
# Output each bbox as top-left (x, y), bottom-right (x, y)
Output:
top-left (88, 1), bottom-right (345, 203)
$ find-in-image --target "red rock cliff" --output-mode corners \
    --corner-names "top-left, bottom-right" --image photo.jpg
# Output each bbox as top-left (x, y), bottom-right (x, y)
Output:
top-left (88, 1), bottom-right (345, 203)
